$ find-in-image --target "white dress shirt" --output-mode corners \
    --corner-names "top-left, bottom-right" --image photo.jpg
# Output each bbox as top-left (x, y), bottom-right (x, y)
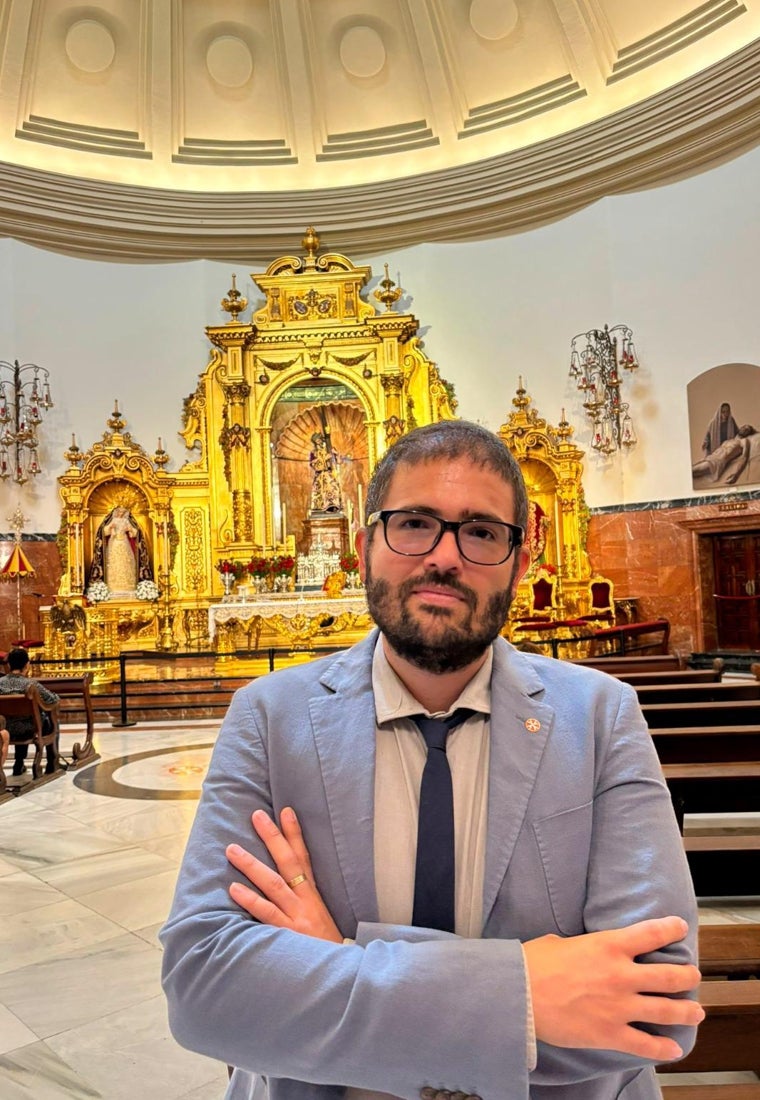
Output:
top-left (347, 639), bottom-right (535, 1100)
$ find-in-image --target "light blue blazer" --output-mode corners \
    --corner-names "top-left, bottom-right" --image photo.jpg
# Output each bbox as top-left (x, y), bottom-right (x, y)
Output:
top-left (161, 631), bottom-right (698, 1100)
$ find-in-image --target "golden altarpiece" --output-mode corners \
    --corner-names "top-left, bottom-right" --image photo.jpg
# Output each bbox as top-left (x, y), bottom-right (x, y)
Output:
top-left (42, 230), bottom-right (603, 674)
top-left (498, 381), bottom-right (596, 635)
top-left (42, 229), bottom-right (461, 669)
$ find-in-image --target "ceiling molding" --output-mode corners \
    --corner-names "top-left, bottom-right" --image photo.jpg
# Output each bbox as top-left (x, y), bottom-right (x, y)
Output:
top-left (1, 38), bottom-right (759, 264)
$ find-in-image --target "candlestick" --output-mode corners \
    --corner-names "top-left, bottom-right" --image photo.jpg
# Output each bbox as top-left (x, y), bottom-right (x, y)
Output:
top-left (347, 501), bottom-right (354, 553)
top-left (281, 501), bottom-right (287, 544)
top-left (518, 375), bottom-right (524, 390)
top-left (158, 436), bottom-right (163, 450)
top-left (357, 484), bottom-right (364, 525)
top-left (114, 399), bottom-right (119, 412)
top-left (71, 433), bottom-right (77, 447)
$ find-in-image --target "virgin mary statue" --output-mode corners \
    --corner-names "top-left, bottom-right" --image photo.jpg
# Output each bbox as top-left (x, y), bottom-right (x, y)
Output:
top-left (88, 506), bottom-right (153, 596)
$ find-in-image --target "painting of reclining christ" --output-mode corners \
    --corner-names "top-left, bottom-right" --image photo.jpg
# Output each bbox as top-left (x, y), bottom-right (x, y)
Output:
top-left (688, 364), bottom-right (760, 490)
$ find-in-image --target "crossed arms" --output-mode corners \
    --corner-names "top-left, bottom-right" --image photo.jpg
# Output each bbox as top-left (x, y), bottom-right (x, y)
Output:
top-left (229, 808), bottom-right (702, 1064)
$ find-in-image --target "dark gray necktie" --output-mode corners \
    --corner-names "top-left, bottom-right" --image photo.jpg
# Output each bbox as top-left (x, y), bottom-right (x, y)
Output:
top-left (411, 708), bottom-right (475, 933)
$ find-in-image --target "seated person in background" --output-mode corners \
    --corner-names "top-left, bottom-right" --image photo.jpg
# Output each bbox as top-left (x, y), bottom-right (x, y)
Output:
top-left (0, 648), bottom-right (61, 775)
top-left (692, 424), bottom-right (757, 484)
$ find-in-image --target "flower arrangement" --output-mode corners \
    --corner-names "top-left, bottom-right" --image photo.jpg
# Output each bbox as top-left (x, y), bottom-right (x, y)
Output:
top-left (135, 579), bottom-right (160, 601)
top-left (216, 559), bottom-right (245, 579)
top-left (339, 551), bottom-right (359, 573)
top-left (270, 554), bottom-right (295, 577)
top-left (246, 557), bottom-right (270, 578)
top-left (86, 580), bottom-right (110, 603)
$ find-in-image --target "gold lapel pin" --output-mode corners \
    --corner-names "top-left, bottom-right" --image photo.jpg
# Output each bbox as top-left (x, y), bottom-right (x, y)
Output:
top-left (524, 718), bottom-right (541, 733)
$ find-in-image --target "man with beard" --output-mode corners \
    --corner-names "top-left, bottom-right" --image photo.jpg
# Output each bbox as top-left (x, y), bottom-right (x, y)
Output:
top-left (162, 421), bottom-right (701, 1100)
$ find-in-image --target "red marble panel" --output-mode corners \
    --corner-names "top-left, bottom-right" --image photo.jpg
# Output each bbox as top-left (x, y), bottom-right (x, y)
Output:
top-left (0, 540), bottom-right (62, 653)
top-left (588, 500), bottom-right (760, 655)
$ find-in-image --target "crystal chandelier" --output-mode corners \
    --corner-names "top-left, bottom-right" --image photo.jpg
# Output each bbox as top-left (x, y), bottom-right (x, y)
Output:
top-left (0, 359), bottom-right (54, 483)
top-left (568, 325), bottom-right (638, 453)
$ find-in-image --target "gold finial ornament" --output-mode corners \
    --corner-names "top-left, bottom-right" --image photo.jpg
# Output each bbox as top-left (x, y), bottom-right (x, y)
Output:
top-left (107, 399), bottom-right (125, 432)
top-left (65, 433), bottom-right (82, 467)
top-left (512, 375), bottom-right (530, 411)
top-left (221, 274), bottom-right (248, 323)
top-left (556, 407), bottom-right (574, 442)
top-left (154, 437), bottom-right (169, 469)
top-left (374, 264), bottom-right (402, 312)
top-left (302, 226), bottom-right (320, 269)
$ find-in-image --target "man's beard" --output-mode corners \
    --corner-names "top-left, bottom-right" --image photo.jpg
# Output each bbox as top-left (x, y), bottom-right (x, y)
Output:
top-left (364, 562), bottom-right (517, 674)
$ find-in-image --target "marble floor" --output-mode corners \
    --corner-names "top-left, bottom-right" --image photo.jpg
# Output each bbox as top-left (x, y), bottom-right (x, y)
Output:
top-left (0, 719), bottom-right (758, 1100)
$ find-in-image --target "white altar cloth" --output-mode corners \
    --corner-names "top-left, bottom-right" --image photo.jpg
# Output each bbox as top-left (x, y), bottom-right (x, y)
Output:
top-left (208, 593), bottom-right (369, 639)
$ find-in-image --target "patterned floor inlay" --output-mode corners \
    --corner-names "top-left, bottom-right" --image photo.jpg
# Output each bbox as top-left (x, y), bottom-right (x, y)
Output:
top-left (73, 744), bottom-right (214, 801)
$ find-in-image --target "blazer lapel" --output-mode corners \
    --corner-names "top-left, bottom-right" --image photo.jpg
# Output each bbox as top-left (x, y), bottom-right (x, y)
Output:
top-left (482, 642), bottom-right (553, 927)
top-left (309, 633), bottom-right (380, 926)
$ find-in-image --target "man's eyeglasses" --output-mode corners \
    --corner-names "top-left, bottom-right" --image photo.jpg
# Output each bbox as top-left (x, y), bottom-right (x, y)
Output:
top-left (366, 509), bottom-right (524, 566)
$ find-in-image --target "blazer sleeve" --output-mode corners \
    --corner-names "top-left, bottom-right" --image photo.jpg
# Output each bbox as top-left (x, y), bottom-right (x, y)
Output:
top-left (529, 681), bottom-right (699, 1086)
top-left (160, 686), bottom-right (532, 1100)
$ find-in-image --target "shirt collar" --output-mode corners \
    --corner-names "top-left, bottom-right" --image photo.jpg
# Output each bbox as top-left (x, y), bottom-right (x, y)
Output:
top-left (372, 634), bottom-right (493, 724)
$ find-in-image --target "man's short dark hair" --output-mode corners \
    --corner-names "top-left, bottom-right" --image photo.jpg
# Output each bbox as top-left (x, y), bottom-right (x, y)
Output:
top-left (8, 648), bottom-right (30, 672)
top-left (364, 420), bottom-right (528, 533)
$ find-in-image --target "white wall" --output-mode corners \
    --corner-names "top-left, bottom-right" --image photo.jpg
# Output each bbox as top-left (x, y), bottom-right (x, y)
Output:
top-left (2, 140), bottom-right (759, 532)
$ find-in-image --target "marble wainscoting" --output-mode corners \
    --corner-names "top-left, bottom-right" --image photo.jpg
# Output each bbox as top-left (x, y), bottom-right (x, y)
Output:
top-left (587, 494), bottom-right (760, 656)
top-left (1, 719), bottom-right (759, 1098)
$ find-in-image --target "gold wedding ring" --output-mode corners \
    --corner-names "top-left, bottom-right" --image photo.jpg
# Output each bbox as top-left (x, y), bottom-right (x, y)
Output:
top-left (288, 873), bottom-right (308, 889)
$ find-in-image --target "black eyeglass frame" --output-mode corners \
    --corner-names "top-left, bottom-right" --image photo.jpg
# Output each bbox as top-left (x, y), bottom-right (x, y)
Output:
top-left (366, 509), bottom-right (524, 566)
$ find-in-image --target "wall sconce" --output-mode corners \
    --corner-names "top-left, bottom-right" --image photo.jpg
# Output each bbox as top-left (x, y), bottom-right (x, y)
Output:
top-left (0, 359), bottom-right (54, 483)
top-left (569, 324), bottom-right (638, 453)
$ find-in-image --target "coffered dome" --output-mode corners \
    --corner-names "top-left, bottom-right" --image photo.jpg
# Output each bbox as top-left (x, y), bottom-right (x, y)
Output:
top-left (1, 0), bottom-right (759, 261)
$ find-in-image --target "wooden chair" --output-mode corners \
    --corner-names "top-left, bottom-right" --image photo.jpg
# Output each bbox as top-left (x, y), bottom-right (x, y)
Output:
top-left (38, 673), bottom-right (98, 768)
top-left (0, 683), bottom-right (61, 781)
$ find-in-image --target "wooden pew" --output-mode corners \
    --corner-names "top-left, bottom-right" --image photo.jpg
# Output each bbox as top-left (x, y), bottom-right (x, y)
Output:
top-left (613, 668), bottom-right (723, 687)
top-left (663, 761), bottom-right (760, 830)
top-left (574, 653), bottom-right (684, 675)
top-left (658, 979), bottom-right (760, 1075)
top-left (651, 727), bottom-right (760, 765)
top-left (38, 673), bottom-right (99, 768)
top-left (683, 835), bottom-right (760, 897)
top-left (0, 684), bottom-right (63, 786)
top-left (642, 699), bottom-right (760, 729)
top-left (698, 923), bottom-right (760, 978)
top-left (659, 932), bottom-right (760, 1098)
top-left (635, 682), bottom-right (760, 706)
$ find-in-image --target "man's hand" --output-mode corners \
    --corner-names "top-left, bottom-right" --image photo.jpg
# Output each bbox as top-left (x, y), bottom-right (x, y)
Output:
top-left (226, 808), bottom-right (343, 943)
top-left (523, 916), bottom-right (703, 1062)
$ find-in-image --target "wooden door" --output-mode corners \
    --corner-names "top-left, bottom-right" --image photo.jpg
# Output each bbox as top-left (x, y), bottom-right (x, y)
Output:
top-left (712, 530), bottom-right (760, 650)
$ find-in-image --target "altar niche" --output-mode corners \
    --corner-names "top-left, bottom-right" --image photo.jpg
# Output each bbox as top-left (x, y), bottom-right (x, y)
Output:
top-left (271, 380), bottom-right (369, 583)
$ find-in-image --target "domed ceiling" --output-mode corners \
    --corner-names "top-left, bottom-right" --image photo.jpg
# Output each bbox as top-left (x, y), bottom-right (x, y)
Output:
top-left (1, 0), bottom-right (759, 262)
